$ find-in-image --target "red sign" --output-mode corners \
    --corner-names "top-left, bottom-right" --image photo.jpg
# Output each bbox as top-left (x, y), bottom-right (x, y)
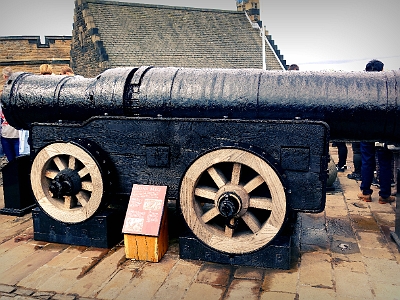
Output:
top-left (122, 184), bottom-right (167, 236)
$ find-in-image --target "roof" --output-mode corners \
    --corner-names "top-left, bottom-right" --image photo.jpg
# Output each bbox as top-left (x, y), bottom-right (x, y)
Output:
top-left (72, 0), bottom-right (285, 72)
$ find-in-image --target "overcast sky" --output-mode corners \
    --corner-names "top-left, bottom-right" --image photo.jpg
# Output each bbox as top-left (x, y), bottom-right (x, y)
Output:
top-left (0, 0), bottom-right (399, 71)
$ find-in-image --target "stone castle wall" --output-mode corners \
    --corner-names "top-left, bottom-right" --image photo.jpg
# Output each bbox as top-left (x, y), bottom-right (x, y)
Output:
top-left (0, 36), bottom-right (71, 87)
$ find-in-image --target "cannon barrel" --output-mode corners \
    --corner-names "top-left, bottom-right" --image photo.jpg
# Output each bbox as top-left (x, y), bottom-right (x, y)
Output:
top-left (2, 66), bottom-right (399, 142)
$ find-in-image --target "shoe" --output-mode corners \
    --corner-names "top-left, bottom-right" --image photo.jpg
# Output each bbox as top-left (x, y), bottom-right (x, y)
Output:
top-left (347, 172), bottom-right (361, 181)
top-left (372, 177), bottom-right (380, 187)
top-left (358, 192), bottom-right (372, 202)
top-left (378, 195), bottom-right (396, 204)
top-left (336, 165), bottom-right (346, 172)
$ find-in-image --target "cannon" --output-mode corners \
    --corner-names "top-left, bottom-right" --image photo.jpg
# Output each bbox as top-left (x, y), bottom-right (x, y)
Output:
top-left (1, 67), bottom-right (399, 267)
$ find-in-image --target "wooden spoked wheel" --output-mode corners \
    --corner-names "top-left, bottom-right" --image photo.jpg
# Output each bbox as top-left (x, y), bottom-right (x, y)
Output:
top-left (31, 142), bottom-right (104, 223)
top-left (180, 148), bottom-right (286, 254)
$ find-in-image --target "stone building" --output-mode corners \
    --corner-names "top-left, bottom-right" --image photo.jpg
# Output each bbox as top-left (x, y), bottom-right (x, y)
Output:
top-left (236, 0), bottom-right (260, 23)
top-left (0, 0), bottom-right (287, 82)
top-left (0, 36), bottom-right (71, 86)
top-left (71, 0), bottom-right (286, 77)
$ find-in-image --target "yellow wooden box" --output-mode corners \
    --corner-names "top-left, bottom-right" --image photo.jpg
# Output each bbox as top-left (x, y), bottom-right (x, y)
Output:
top-left (124, 210), bottom-right (168, 262)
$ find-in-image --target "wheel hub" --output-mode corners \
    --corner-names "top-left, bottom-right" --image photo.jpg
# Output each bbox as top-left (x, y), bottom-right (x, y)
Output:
top-left (217, 191), bottom-right (242, 229)
top-left (218, 192), bottom-right (241, 218)
top-left (49, 168), bottom-right (82, 198)
top-left (215, 184), bottom-right (250, 218)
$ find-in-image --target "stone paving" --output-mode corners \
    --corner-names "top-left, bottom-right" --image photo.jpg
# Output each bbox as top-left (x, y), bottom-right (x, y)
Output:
top-left (0, 146), bottom-right (399, 300)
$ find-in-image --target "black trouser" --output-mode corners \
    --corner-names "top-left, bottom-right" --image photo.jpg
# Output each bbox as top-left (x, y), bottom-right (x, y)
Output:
top-left (352, 142), bottom-right (361, 174)
top-left (335, 142), bottom-right (348, 168)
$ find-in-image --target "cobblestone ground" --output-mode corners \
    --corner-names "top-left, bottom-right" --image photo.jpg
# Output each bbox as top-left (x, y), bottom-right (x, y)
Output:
top-left (0, 145), bottom-right (399, 299)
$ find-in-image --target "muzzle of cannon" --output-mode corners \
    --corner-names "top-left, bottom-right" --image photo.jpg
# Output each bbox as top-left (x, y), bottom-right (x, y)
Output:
top-left (1, 67), bottom-right (399, 265)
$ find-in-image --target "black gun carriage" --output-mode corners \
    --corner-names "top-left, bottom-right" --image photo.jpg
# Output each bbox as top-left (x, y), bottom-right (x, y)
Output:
top-left (1, 67), bottom-right (399, 267)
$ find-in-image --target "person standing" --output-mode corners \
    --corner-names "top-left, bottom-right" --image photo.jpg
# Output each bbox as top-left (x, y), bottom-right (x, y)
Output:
top-left (39, 64), bottom-right (53, 75)
top-left (347, 142), bottom-right (362, 180)
top-left (60, 66), bottom-right (74, 75)
top-left (357, 60), bottom-right (395, 204)
top-left (0, 67), bottom-right (11, 158)
top-left (1, 67), bottom-right (19, 162)
top-left (333, 141), bottom-right (348, 172)
top-left (60, 66), bottom-right (84, 78)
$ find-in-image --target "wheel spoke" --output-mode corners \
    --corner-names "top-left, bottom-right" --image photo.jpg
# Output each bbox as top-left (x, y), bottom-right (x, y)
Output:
top-left (44, 170), bottom-right (58, 179)
top-left (68, 156), bottom-right (78, 170)
top-left (53, 156), bottom-right (67, 171)
top-left (207, 166), bottom-right (227, 188)
top-left (64, 196), bottom-right (77, 209)
top-left (243, 175), bottom-right (264, 193)
top-left (81, 181), bottom-right (93, 192)
top-left (78, 167), bottom-right (90, 178)
top-left (241, 211), bottom-right (261, 233)
top-left (249, 197), bottom-right (273, 210)
top-left (224, 219), bottom-right (235, 237)
top-left (201, 207), bottom-right (220, 223)
top-left (195, 186), bottom-right (217, 200)
top-left (76, 191), bottom-right (89, 207)
top-left (231, 163), bottom-right (241, 185)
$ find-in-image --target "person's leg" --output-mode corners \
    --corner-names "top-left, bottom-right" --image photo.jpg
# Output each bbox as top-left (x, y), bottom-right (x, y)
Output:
top-left (12, 138), bottom-right (20, 158)
top-left (1, 137), bottom-right (15, 162)
top-left (352, 142), bottom-right (361, 174)
top-left (376, 147), bottom-right (392, 199)
top-left (0, 136), bottom-right (3, 157)
top-left (336, 142), bottom-right (348, 170)
top-left (373, 150), bottom-right (380, 186)
top-left (348, 142), bottom-right (362, 180)
top-left (391, 154), bottom-right (395, 186)
top-left (1, 137), bottom-right (20, 162)
top-left (360, 142), bottom-right (375, 196)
